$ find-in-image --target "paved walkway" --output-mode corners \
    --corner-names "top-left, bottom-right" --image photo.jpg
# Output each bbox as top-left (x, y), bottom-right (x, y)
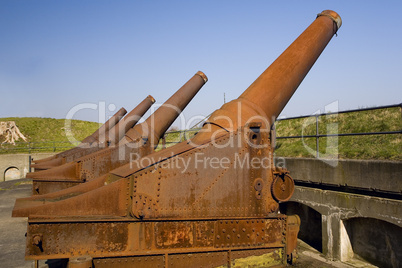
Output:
top-left (0, 179), bottom-right (34, 268)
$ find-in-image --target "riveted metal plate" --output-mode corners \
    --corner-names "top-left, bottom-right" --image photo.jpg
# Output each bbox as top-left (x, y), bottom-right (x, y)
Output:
top-left (168, 252), bottom-right (227, 268)
top-left (155, 221), bottom-right (194, 249)
top-left (27, 222), bottom-right (129, 258)
top-left (194, 221), bottom-right (215, 248)
top-left (94, 255), bottom-right (165, 268)
top-left (214, 219), bottom-right (284, 249)
top-left (32, 181), bottom-right (83, 195)
top-left (154, 221), bottom-right (215, 249)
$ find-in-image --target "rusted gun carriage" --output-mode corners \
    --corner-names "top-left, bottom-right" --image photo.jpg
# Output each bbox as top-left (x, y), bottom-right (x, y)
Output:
top-left (13, 10), bottom-right (341, 267)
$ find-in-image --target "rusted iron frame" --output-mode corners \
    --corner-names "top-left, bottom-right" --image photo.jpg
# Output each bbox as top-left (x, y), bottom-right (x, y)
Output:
top-left (26, 216), bottom-right (288, 263)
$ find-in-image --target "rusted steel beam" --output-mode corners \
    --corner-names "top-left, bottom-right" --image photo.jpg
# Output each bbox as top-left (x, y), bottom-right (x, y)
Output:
top-left (13, 10), bottom-right (341, 267)
top-left (25, 72), bottom-right (207, 195)
top-left (26, 217), bottom-right (288, 265)
top-left (31, 96), bottom-right (155, 171)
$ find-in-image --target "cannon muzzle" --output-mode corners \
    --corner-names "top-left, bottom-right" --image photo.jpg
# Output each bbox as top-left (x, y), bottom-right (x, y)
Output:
top-left (81, 107), bottom-right (128, 145)
top-left (123, 71), bottom-right (208, 148)
top-left (107, 95), bottom-right (156, 145)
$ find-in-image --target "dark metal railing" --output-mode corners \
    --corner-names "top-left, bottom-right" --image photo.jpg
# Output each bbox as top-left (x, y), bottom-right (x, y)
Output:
top-left (275, 103), bottom-right (402, 158)
top-left (0, 141), bottom-right (81, 154)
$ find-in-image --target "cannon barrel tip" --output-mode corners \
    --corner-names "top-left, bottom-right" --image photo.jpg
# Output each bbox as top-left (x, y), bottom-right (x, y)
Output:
top-left (147, 95), bottom-right (156, 104)
top-left (196, 71), bottom-right (208, 83)
top-left (317, 10), bottom-right (342, 31)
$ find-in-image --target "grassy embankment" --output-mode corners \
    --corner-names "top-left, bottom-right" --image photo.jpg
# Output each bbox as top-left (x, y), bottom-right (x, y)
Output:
top-left (0, 117), bottom-right (100, 154)
top-left (274, 106), bottom-right (401, 161)
top-left (1, 106), bottom-right (401, 160)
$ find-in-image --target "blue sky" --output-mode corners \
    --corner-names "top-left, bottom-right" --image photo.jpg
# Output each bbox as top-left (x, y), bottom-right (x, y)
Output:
top-left (1, 1), bottom-right (401, 126)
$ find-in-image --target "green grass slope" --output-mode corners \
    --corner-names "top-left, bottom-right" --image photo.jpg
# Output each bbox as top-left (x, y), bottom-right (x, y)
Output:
top-left (0, 117), bottom-right (101, 153)
top-left (274, 106), bottom-right (401, 160)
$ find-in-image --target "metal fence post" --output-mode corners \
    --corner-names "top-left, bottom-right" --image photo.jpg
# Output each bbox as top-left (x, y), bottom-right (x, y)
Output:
top-left (28, 155), bottom-right (32, 173)
top-left (316, 114), bottom-right (319, 158)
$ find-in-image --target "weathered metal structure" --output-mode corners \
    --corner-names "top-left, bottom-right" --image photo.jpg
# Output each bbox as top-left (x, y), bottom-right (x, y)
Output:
top-left (31, 95), bottom-right (156, 171)
top-left (26, 72), bottom-right (207, 195)
top-left (13, 10), bottom-right (341, 267)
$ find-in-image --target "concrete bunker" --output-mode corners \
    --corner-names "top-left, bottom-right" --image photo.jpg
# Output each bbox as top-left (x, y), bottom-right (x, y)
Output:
top-left (342, 217), bottom-right (401, 268)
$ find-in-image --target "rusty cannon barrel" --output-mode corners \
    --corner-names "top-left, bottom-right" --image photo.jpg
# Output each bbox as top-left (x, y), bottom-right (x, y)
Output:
top-left (31, 96), bottom-right (155, 171)
top-left (26, 71), bottom-right (207, 195)
top-left (13, 11), bottom-right (341, 267)
top-left (107, 95), bottom-right (156, 146)
top-left (120, 71), bottom-right (208, 149)
top-left (80, 107), bottom-right (127, 145)
top-left (193, 10), bottom-right (342, 144)
top-left (31, 107), bottom-right (127, 166)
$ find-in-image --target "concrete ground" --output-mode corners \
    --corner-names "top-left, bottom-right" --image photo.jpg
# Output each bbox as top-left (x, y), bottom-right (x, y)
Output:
top-left (0, 179), bottom-right (33, 268)
top-left (0, 179), bottom-right (377, 268)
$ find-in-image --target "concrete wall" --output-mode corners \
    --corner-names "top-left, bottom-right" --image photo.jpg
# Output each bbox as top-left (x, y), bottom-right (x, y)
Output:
top-left (0, 153), bottom-right (56, 182)
top-left (278, 157), bottom-right (402, 267)
top-left (281, 157), bottom-right (402, 193)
